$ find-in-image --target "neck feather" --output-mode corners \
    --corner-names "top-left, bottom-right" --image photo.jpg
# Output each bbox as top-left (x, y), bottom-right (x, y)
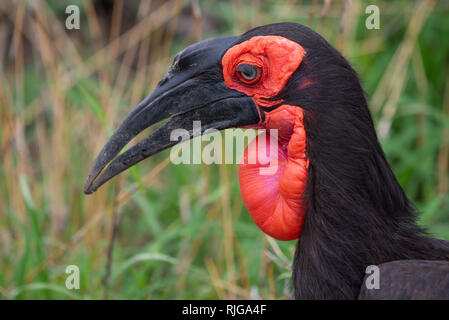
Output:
top-left (292, 104), bottom-right (449, 299)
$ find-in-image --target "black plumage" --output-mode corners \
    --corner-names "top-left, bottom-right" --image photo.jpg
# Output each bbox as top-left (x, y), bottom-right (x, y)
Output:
top-left (358, 260), bottom-right (449, 299)
top-left (243, 23), bottom-right (449, 300)
top-left (85, 22), bottom-right (449, 300)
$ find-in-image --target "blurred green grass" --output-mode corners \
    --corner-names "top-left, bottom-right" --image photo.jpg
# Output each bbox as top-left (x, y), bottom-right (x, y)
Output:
top-left (0, 0), bottom-right (449, 299)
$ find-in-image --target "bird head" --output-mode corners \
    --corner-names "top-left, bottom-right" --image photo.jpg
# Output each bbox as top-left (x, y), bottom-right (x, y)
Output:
top-left (84, 23), bottom-right (375, 241)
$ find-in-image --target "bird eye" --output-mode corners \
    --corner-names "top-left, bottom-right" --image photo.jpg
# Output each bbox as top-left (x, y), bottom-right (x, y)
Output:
top-left (235, 64), bottom-right (261, 84)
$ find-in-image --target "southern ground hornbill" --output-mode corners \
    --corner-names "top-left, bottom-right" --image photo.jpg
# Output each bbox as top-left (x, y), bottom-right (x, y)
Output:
top-left (84, 23), bottom-right (449, 299)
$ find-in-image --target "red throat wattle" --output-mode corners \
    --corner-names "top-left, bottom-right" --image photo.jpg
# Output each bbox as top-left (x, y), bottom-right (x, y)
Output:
top-left (239, 106), bottom-right (307, 241)
top-left (221, 36), bottom-right (308, 241)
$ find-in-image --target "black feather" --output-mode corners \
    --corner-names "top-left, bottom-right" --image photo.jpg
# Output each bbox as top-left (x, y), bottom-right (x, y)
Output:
top-left (241, 23), bottom-right (449, 299)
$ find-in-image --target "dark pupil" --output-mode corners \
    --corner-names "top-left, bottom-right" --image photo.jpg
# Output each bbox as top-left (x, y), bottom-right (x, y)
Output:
top-left (237, 64), bottom-right (258, 81)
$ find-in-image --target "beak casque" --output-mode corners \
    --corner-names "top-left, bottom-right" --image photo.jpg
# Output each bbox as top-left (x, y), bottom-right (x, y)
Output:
top-left (84, 36), bottom-right (261, 194)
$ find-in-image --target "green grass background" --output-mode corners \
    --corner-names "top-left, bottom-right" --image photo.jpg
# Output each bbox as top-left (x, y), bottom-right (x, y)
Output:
top-left (1, 0), bottom-right (449, 299)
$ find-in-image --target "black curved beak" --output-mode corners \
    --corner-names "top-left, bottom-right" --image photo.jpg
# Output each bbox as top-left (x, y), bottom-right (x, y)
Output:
top-left (84, 36), bottom-right (261, 194)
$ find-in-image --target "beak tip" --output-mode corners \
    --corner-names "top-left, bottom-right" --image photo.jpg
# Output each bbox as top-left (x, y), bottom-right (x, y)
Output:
top-left (83, 187), bottom-right (94, 195)
top-left (83, 182), bottom-right (94, 195)
top-left (83, 172), bottom-right (98, 195)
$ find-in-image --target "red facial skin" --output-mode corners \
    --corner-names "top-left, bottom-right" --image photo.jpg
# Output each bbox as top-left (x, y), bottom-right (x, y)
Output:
top-left (221, 36), bottom-right (308, 241)
top-left (222, 36), bottom-right (306, 107)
